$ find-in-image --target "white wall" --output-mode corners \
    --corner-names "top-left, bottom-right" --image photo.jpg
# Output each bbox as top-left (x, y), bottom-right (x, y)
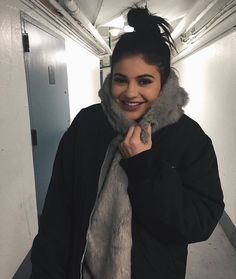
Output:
top-left (174, 29), bottom-right (236, 227)
top-left (0, 0), bottom-right (100, 278)
top-left (66, 39), bottom-right (100, 121)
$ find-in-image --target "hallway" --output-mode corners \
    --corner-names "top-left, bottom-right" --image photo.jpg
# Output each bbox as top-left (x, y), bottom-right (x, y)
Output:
top-left (13, 224), bottom-right (236, 279)
top-left (186, 224), bottom-right (236, 279)
top-left (1, 0), bottom-right (236, 278)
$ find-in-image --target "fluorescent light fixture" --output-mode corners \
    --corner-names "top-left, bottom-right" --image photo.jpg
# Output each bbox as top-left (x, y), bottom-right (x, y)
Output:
top-left (123, 25), bottom-right (134, 32)
top-left (103, 15), bottom-right (125, 28)
top-left (109, 28), bottom-right (121, 37)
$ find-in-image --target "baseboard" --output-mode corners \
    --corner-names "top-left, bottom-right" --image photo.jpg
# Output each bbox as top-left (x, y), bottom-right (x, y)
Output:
top-left (219, 210), bottom-right (236, 250)
top-left (13, 250), bottom-right (31, 279)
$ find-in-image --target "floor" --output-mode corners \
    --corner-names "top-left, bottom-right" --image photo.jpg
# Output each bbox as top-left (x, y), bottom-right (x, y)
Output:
top-left (13, 224), bottom-right (236, 279)
top-left (186, 224), bottom-right (236, 279)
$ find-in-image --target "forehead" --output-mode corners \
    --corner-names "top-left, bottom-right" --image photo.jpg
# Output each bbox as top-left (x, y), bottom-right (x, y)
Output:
top-left (112, 55), bottom-right (160, 76)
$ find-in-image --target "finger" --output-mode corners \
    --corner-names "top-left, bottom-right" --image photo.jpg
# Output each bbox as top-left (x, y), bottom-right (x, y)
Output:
top-left (147, 124), bottom-right (152, 136)
top-left (131, 126), bottom-right (142, 142)
top-left (147, 124), bottom-right (152, 143)
top-left (124, 125), bottom-right (135, 141)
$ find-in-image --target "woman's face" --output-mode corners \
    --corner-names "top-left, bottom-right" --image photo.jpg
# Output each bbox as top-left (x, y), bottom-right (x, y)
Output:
top-left (111, 55), bottom-right (161, 121)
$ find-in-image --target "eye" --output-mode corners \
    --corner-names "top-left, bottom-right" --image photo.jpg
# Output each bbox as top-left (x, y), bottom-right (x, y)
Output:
top-left (113, 77), bottom-right (127, 84)
top-left (138, 78), bottom-right (153, 86)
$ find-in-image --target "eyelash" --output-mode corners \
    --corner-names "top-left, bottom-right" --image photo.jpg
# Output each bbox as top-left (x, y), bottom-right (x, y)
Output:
top-left (138, 78), bottom-right (152, 85)
top-left (113, 77), bottom-right (127, 84)
top-left (113, 77), bottom-right (153, 85)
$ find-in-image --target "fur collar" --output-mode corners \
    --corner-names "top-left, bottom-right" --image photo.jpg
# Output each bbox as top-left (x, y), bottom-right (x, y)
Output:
top-left (99, 69), bottom-right (189, 143)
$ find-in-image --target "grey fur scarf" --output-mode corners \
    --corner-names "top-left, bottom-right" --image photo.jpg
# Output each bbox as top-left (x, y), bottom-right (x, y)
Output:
top-left (99, 68), bottom-right (189, 143)
top-left (83, 137), bottom-right (132, 279)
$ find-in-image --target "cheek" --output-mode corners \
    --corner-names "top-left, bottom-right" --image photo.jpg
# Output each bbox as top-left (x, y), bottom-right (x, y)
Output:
top-left (155, 83), bottom-right (162, 98)
top-left (155, 89), bottom-right (161, 99)
top-left (148, 87), bottom-right (161, 102)
top-left (111, 85), bottom-right (116, 98)
top-left (111, 84), bottom-right (121, 98)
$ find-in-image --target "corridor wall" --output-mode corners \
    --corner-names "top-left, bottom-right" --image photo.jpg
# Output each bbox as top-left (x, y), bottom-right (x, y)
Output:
top-left (174, 28), bottom-right (236, 232)
top-left (0, 0), bottom-right (100, 278)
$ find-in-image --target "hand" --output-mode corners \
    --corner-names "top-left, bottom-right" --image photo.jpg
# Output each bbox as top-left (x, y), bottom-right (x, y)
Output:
top-left (119, 124), bottom-right (152, 158)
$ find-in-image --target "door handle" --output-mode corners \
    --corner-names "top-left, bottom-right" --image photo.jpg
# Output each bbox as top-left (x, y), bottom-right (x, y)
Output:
top-left (31, 129), bottom-right (38, 146)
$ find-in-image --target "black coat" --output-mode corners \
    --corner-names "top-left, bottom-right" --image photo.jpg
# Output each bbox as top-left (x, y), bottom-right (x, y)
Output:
top-left (30, 104), bottom-right (224, 279)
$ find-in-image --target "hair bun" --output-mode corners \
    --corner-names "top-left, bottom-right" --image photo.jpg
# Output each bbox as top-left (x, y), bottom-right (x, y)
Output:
top-left (127, 7), bottom-right (158, 33)
top-left (127, 7), bottom-right (149, 27)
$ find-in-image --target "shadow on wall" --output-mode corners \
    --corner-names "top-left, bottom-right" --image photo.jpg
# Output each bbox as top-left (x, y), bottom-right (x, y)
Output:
top-left (12, 251), bottom-right (31, 279)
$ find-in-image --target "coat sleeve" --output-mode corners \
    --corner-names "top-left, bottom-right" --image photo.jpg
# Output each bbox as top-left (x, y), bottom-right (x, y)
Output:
top-left (120, 135), bottom-right (224, 244)
top-left (30, 110), bottom-right (81, 278)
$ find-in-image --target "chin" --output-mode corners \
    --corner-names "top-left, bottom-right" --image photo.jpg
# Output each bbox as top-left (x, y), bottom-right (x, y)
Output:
top-left (123, 111), bottom-right (144, 121)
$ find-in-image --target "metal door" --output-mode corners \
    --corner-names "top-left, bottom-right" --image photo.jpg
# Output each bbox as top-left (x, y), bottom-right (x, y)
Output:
top-left (22, 18), bottom-right (70, 216)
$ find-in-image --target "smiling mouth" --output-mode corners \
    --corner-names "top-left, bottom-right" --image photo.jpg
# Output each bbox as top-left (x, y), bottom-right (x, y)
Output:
top-left (120, 101), bottom-right (145, 111)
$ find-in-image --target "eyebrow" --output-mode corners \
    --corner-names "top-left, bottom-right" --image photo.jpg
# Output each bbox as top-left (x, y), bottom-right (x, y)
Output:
top-left (114, 73), bottom-right (155, 79)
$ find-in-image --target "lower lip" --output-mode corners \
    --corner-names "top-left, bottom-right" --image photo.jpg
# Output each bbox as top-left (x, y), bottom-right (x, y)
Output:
top-left (121, 102), bottom-right (144, 112)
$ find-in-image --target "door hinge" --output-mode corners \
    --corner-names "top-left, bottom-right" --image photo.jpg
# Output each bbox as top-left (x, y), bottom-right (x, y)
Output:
top-left (22, 32), bottom-right (30, 52)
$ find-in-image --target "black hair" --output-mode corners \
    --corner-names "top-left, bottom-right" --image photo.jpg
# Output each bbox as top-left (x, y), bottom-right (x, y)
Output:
top-left (111, 6), bottom-right (176, 85)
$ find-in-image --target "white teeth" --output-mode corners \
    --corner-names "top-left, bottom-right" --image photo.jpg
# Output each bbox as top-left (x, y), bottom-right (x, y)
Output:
top-left (124, 102), bottom-right (141, 106)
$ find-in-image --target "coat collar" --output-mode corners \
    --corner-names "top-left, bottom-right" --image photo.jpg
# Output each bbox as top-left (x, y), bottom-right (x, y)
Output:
top-left (99, 69), bottom-right (189, 143)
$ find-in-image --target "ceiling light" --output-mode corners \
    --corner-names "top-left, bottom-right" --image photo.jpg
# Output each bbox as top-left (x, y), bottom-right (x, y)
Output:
top-left (109, 28), bottom-right (121, 37)
top-left (103, 15), bottom-right (125, 29)
top-left (123, 25), bottom-right (134, 32)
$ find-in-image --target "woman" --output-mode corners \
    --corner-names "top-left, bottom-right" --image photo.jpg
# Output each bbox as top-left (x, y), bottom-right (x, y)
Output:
top-left (30, 6), bottom-right (224, 279)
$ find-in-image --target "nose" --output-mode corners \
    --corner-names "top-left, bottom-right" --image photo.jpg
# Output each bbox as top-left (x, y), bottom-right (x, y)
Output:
top-left (124, 81), bottom-right (138, 99)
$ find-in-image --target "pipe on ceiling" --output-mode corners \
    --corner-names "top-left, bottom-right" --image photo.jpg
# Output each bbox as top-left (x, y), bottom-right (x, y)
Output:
top-left (49, 0), bottom-right (111, 55)
top-left (171, 0), bottom-right (219, 40)
top-left (62, 0), bottom-right (78, 12)
top-left (172, 7), bottom-right (235, 63)
top-left (62, 0), bottom-right (111, 55)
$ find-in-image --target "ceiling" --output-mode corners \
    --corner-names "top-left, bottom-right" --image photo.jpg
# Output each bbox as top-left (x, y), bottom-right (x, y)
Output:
top-left (51, 0), bottom-right (233, 56)
top-left (76, 0), bottom-right (197, 28)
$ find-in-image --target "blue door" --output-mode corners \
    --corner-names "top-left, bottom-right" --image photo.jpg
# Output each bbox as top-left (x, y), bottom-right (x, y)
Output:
top-left (23, 18), bottom-right (70, 216)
